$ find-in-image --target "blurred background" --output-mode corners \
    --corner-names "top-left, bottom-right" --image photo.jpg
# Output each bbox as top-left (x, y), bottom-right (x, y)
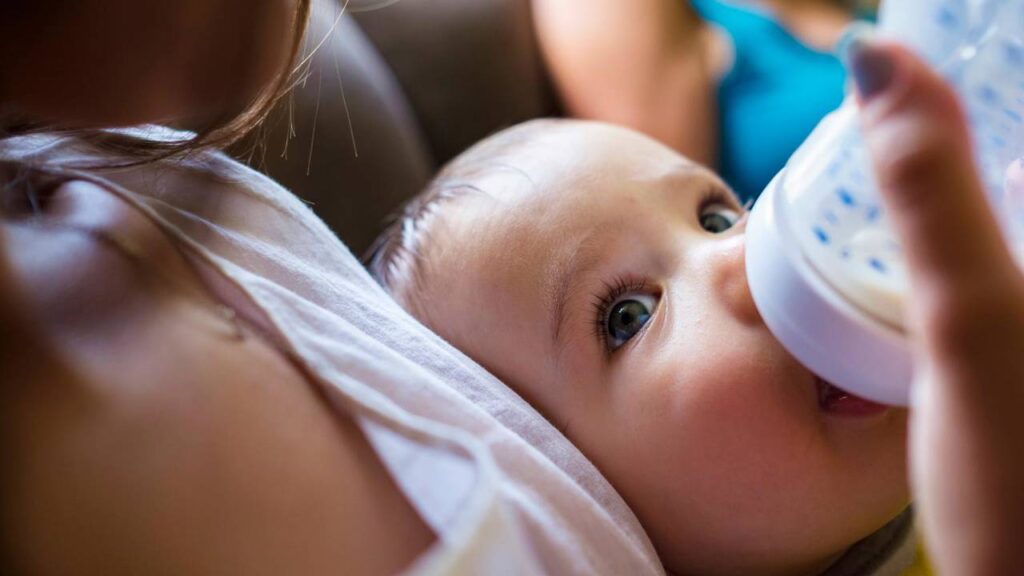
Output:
top-left (245, 0), bottom-right (875, 256)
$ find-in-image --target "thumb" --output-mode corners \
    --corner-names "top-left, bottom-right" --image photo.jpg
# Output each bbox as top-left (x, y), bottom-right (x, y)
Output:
top-left (851, 40), bottom-right (1020, 319)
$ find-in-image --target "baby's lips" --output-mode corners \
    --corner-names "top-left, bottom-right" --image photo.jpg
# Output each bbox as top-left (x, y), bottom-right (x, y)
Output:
top-left (815, 377), bottom-right (890, 417)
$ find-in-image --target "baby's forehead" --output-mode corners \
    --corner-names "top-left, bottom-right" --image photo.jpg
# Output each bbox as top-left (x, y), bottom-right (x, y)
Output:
top-left (439, 158), bottom-right (713, 273)
top-left (472, 156), bottom-right (716, 222)
top-left (417, 121), bottom-right (725, 283)
top-left (450, 119), bottom-right (702, 194)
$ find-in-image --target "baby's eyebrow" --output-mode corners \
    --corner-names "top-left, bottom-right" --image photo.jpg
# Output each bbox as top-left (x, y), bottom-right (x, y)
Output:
top-left (547, 229), bottom-right (606, 348)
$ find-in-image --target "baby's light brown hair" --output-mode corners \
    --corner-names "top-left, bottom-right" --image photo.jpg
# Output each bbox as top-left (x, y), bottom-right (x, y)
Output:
top-left (368, 119), bottom-right (562, 313)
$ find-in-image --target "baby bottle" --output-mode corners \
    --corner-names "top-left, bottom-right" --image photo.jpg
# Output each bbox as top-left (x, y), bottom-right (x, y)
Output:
top-left (745, 0), bottom-right (1024, 405)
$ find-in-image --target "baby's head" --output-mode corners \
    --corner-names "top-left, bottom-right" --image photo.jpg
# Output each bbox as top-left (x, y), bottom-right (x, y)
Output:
top-left (371, 120), bottom-right (909, 575)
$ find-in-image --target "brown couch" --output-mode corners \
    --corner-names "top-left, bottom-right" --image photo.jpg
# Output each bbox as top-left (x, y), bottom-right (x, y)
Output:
top-left (247, 0), bottom-right (559, 255)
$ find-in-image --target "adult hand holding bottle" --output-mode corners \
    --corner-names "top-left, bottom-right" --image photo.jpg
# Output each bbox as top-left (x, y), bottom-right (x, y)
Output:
top-left (852, 40), bottom-right (1024, 574)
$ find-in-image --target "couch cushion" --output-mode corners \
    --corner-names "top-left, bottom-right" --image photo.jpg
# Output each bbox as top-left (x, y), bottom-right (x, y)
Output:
top-left (355, 0), bottom-right (559, 165)
top-left (246, 0), bottom-right (558, 254)
top-left (246, 1), bottom-right (435, 255)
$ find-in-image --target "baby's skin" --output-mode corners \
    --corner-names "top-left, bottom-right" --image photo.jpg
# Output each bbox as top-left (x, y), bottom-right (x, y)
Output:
top-left (376, 120), bottom-right (909, 575)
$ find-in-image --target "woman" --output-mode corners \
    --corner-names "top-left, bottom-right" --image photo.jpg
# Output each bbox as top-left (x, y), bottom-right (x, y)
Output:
top-left (0, 2), bottom-right (1021, 575)
top-left (0, 3), bottom-right (660, 574)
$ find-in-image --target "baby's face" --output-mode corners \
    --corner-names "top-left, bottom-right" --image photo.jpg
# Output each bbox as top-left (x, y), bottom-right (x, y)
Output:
top-left (414, 122), bottom-right (908, 575)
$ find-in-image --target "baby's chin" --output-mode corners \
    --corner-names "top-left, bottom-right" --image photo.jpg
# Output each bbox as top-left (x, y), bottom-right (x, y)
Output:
top-left (656, 388), bottom-right (908, 575)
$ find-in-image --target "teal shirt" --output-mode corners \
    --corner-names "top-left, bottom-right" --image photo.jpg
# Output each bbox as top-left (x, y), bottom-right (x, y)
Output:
top-left (691, 0), bottom-right (854, 203)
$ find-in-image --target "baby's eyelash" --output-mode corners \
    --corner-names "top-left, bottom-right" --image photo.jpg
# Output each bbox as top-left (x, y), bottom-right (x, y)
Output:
top-left (590, 275), bottom-right (650, 350)
top-left (698, 187), bottom-right (743, 213)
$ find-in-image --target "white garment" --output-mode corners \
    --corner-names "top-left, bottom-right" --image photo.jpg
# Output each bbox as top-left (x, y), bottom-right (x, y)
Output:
top-left (1, 130), bottom-right (664, 575)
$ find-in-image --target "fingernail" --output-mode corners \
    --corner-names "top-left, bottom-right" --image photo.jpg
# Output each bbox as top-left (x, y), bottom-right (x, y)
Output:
top-left (836, 22), bottom-right (875, 68)
top-left (838, 26), bottom-right (895, 101)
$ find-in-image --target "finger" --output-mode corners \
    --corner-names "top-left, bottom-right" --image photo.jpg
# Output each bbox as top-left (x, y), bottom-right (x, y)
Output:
top-left (850, 40), bottom-right (1020, 311)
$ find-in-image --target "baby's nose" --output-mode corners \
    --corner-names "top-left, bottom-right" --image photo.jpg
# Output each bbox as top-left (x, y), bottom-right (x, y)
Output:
top-left (709, 234), bottom-right (762, 327)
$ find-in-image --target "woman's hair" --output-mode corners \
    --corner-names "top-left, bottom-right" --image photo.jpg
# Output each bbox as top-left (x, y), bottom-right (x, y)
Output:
top-left (0, 0), bottom-right (313, 163)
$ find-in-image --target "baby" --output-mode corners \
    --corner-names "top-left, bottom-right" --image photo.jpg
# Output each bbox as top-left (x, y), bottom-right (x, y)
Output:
top-left (370, 120), bottom-right (911, 575)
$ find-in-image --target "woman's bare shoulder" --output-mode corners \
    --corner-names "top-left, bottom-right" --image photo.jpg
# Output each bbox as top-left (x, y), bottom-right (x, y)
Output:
top-left (0, 226), bottom-right (433, 575)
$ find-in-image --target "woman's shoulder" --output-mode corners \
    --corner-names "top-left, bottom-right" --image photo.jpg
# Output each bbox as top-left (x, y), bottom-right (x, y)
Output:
top-left (1, 128), bottom-right (665, 575)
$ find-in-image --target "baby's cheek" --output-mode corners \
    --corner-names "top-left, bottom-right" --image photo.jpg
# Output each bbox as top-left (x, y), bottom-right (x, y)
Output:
top-left (646, 346), bottom-right (822, 484)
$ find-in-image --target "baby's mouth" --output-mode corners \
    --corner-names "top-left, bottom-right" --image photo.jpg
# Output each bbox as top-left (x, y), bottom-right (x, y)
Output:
top-left (815, 377), bottom-right (889, 417)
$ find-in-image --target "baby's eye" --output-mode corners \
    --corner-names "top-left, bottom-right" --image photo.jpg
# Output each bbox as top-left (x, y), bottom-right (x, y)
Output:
top-left (605, 293), bottom-right (657, 350)
top-left (699, 202), bottom-right (741, 233)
